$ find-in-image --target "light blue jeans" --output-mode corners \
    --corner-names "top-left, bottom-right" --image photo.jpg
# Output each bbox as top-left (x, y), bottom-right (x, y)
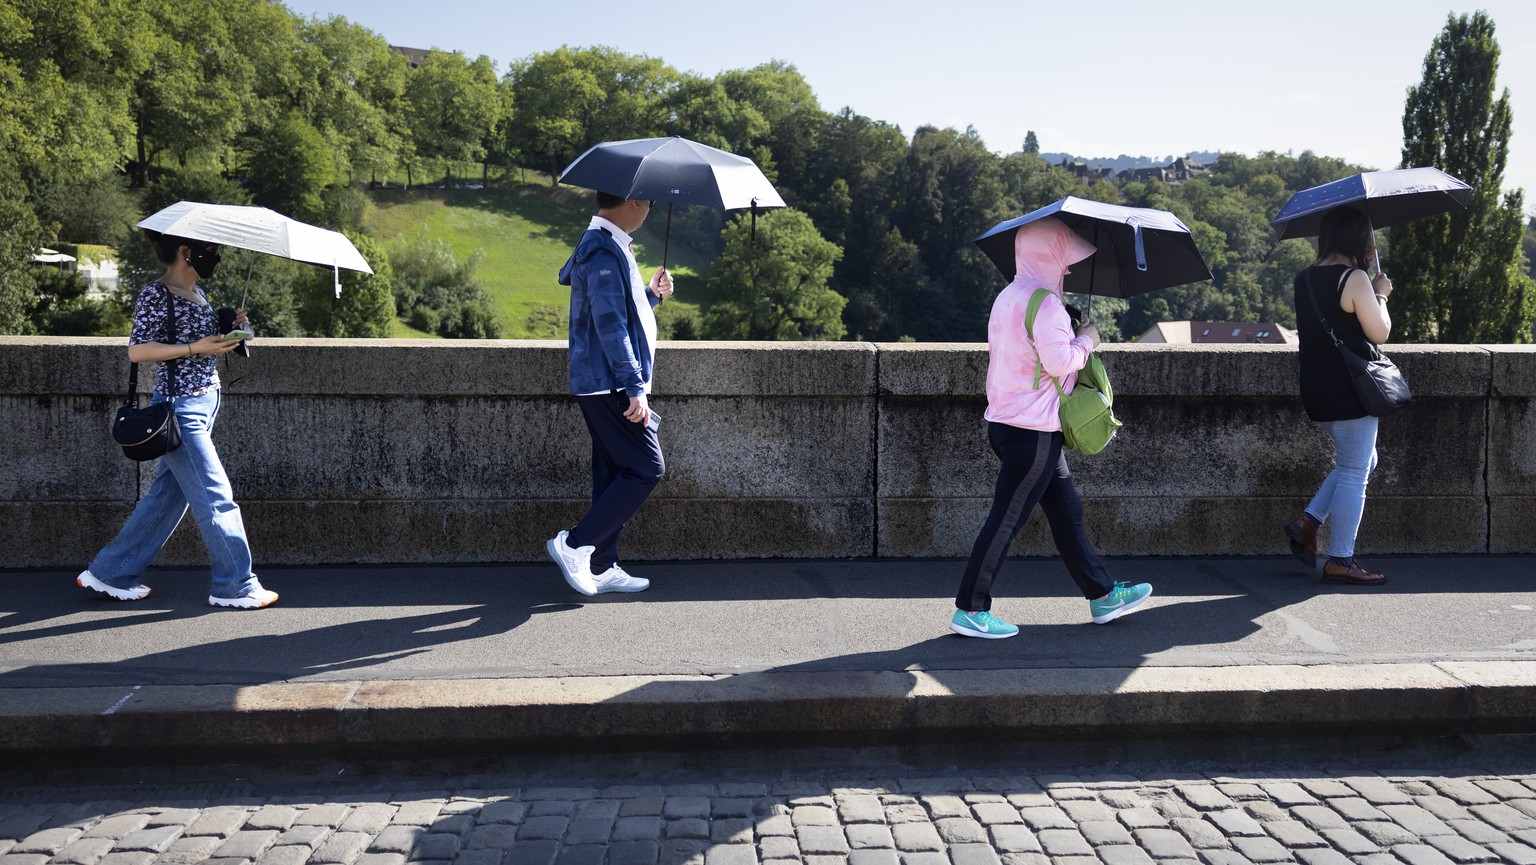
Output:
top-left (1305, 415), bottom-right (1380, 559)
top-left (90, 389), bottom-right (256, 599)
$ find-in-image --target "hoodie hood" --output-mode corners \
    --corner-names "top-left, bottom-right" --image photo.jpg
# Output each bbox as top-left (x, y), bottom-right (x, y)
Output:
top-left (1008, 216), bottom-right (1097, 295)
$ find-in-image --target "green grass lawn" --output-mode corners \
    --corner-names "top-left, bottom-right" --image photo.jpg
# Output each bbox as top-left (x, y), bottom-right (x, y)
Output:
top-left (363, 180), bottom-right (719, 338)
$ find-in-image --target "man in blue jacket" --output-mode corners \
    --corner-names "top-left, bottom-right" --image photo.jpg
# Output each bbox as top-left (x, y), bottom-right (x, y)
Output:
top-left (547, 191), bottom-right (673, 596)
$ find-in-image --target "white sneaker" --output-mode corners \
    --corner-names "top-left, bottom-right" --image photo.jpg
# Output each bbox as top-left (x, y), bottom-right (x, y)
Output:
top-left (209, 577), bottom-right (279, 609)
top-left (77, 569), bottom-right (150, 601)
top-left (593, 564), bottom-right (650, 594)
top-left (546, 530), bottom-right (597, 596)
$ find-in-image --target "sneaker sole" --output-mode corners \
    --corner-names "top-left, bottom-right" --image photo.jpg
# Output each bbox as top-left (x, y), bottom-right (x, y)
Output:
top-left (209, 593), bottom-right (278, 609)
top-left (948, 621), bottom-right (1017, 639)
top-left (595, 582), bottom-right (649, 594)
top-left (546, 538), bottom-right (597, 596)
top-left (1092, 588), bottom-right (1153, 624)
top-left (77, 572), bottom-right (150, 601)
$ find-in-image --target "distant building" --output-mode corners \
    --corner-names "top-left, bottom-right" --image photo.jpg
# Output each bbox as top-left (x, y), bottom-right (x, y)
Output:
top-left (393, 46), bottom-right (429, 68)
top-left (1138, 321), bottom-right (1295, 344)
top-left (1118, 156), bottom-right (1212, 185)
top-left (1058, 158), bottom-right (1113, 181)
top-left (78, 257), bottom-right (118, 299)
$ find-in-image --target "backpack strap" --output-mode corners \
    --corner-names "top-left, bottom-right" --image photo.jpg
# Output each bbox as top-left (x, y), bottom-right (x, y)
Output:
top-left (1022, 288), bottom-right (1064, 396)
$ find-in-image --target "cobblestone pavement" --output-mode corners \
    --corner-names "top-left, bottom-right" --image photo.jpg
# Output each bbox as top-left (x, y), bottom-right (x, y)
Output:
top-left (4, 754), bottom-right (1536, 865)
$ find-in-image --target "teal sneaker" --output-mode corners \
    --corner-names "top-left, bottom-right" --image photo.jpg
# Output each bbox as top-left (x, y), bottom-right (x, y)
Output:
top-left (1090, 581), bottom-right (1152, 624)
top-left (949, 609), bottom-right (1019, 639)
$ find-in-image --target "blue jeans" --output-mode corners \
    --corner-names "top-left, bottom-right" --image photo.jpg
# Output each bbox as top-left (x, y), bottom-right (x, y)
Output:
top-left (90, 389), bottom-right (256, 599)
top-left (1305, 416), bottom-right (1380, 559)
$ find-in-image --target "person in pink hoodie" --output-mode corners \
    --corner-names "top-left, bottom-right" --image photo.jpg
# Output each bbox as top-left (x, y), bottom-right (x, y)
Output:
top-left (949, 217), bottom-right (1153, 639)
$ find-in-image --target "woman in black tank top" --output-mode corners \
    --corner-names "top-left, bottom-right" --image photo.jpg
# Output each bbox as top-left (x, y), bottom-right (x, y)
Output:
top-left (1283, 207), bottom-right (1396, 587)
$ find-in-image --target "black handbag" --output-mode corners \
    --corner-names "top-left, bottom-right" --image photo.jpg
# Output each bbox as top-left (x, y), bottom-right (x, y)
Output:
top-left (111, 287), bottom-right (182, 461)
top-left (1304, 269), bottom-right (1412, 416)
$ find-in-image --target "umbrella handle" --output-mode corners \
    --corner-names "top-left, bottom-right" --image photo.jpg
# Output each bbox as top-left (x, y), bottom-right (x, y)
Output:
top-left (662, 202), bottom-right (672, 272)
top-left (1369, 219), bottom-right (1383, 277)
top-left (239, 256), bottom-right (255, 310)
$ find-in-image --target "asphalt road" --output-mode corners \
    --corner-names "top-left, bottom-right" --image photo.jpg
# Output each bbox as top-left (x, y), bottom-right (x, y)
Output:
top-left (2, 556), bottom-right (1532, 690)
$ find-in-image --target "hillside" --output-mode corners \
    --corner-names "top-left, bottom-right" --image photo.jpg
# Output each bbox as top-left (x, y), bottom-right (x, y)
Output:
top-left (361, 181), bottom-right (720, 338)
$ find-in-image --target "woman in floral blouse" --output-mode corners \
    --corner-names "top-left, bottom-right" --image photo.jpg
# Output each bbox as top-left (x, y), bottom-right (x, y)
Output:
top-left (77, 230), bottom-right (278, 609)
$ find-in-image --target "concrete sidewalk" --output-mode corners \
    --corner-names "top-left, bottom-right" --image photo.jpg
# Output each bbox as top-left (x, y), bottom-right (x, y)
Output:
top-left (1, 556), bottom-right (1533, 763)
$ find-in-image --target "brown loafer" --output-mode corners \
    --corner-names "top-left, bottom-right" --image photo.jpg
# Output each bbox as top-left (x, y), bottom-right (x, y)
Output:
top-left (1321, 559), bottom-right (1386, 586)
top-left (1284, 516), bottom-right (1317, 568)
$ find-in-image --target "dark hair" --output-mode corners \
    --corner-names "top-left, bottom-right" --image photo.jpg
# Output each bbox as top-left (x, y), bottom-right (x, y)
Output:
top-left (143, 229), bottom-right (191, 265)
top-left (595, 191), bottom-right (627, 210)
top-left (1315, 206), bottom-right (1375, 269)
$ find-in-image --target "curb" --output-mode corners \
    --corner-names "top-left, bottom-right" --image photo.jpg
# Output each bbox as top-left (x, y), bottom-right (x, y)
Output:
top-left (4, 662), bottom-right (1535, 764)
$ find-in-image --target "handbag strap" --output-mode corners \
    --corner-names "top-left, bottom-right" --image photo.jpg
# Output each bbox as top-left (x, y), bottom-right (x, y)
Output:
top-left (123, 284), bottom-right (180, 407)
top-left (1302, 268), bottom-right (1350, 351)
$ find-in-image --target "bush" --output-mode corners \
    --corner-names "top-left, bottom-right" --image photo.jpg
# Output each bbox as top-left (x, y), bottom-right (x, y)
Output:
top-left (386, 230), bottom-right (501, 338)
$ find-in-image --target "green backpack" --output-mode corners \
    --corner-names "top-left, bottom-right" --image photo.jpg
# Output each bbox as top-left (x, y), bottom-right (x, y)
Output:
top-left (1024, 289), bottom-right (1122, 455)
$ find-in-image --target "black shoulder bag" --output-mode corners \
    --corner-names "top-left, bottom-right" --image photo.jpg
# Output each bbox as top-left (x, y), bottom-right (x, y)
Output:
top-left (111, 287), bottom-right (182, 461)
top-left (1304, 268), bottom-right (1411, 416)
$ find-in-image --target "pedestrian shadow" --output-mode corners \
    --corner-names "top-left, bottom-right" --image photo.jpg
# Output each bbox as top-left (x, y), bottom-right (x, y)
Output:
top-left (0, 565), bottom-right (568, 689)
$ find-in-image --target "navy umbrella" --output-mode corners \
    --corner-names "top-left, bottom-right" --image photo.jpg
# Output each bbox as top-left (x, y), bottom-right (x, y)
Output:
top-left (558, 136), bottom-right (787, 268)
top-left (1270, 167), bottom-right (1472, 272)
top-left (975, 197), bottom-right (1212, 313)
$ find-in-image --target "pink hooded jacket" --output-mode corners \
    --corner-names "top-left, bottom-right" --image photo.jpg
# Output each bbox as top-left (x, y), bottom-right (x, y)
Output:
top-left (984, 216), bottom-right (1098, 431)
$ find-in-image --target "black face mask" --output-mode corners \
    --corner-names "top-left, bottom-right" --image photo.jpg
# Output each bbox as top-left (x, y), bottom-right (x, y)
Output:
top-left (187, 246), bottom-right (221, 279)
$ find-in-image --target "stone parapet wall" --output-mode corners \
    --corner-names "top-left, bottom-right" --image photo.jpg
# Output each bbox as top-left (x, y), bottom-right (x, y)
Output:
top-left (2, 337), bottom-right (1531, 567)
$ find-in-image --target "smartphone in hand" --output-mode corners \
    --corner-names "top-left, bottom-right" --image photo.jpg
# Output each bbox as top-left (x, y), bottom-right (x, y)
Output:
top-left (220, 329), bottom-right (254, 342)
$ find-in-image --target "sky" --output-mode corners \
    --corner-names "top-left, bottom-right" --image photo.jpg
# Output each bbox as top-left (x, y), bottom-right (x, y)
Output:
top-left (284, 0), bottom-right (1536, 211)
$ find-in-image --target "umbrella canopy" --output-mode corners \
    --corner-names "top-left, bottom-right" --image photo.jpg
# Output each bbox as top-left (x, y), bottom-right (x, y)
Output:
top-left (559, 136), bottom-right (786, 210)
top-left (975, 197), bottom-right (1212, 298)
top-left (137, 202), bottom-right (374, 275)
top-left (1270, 167), bottom-right (1471, 240)
top-left (559, 136), bottom-right (787, 269)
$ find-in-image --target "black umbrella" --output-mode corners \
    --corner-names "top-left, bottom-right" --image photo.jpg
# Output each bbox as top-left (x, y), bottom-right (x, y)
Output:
top-left (558, 136), bottom-right (787, 268)
top-left (975, 196), bottom-right (1212, 314)
top-left (1270, 167), bottom-right (1472, 272)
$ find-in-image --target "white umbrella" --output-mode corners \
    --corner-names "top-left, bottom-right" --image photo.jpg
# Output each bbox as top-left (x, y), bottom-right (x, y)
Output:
top-left (136, 201), bottom-right (373, 299)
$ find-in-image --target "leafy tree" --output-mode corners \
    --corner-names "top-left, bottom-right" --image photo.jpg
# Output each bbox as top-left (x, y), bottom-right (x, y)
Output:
top-left (716, 62), bottom-right (824, 199)
top-left (1387, 11), bottom-right (1534, 343)
top-left (999, 151), bottom-right (1092, 214)
top-left (664, 74), bottom-right (743, 151)
top-left (0, 158), bottom-right (44, 334)
top-left (1023, 130), bottom-right (1039, 155)
top-left (125, 0), bottom-right (274, 186)
top-left (22, 266), bottom-right (128, 335)
top-left (294, 16), bottom-right (409, 186)
top-left (794, 109), bottom-right (911, 339)
top-left (405, 49), bottom-right (502, 186)
top-left (704, 209), bottom-right (845, 340)
top-left (895, 126), bottom-right (1011, 339)
top-left (32, 171), bottom-right (136, 244)
top-left (480, 78), bottom-right (517, 186)
top-left (506, 46), bottom-right (675, 183)
top-left (245, 112), bottom-right (335, 223)
top-left (1523, 216), bottom-right (1535, 282)
top-left (0, 0), bottom-right (140, 185)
